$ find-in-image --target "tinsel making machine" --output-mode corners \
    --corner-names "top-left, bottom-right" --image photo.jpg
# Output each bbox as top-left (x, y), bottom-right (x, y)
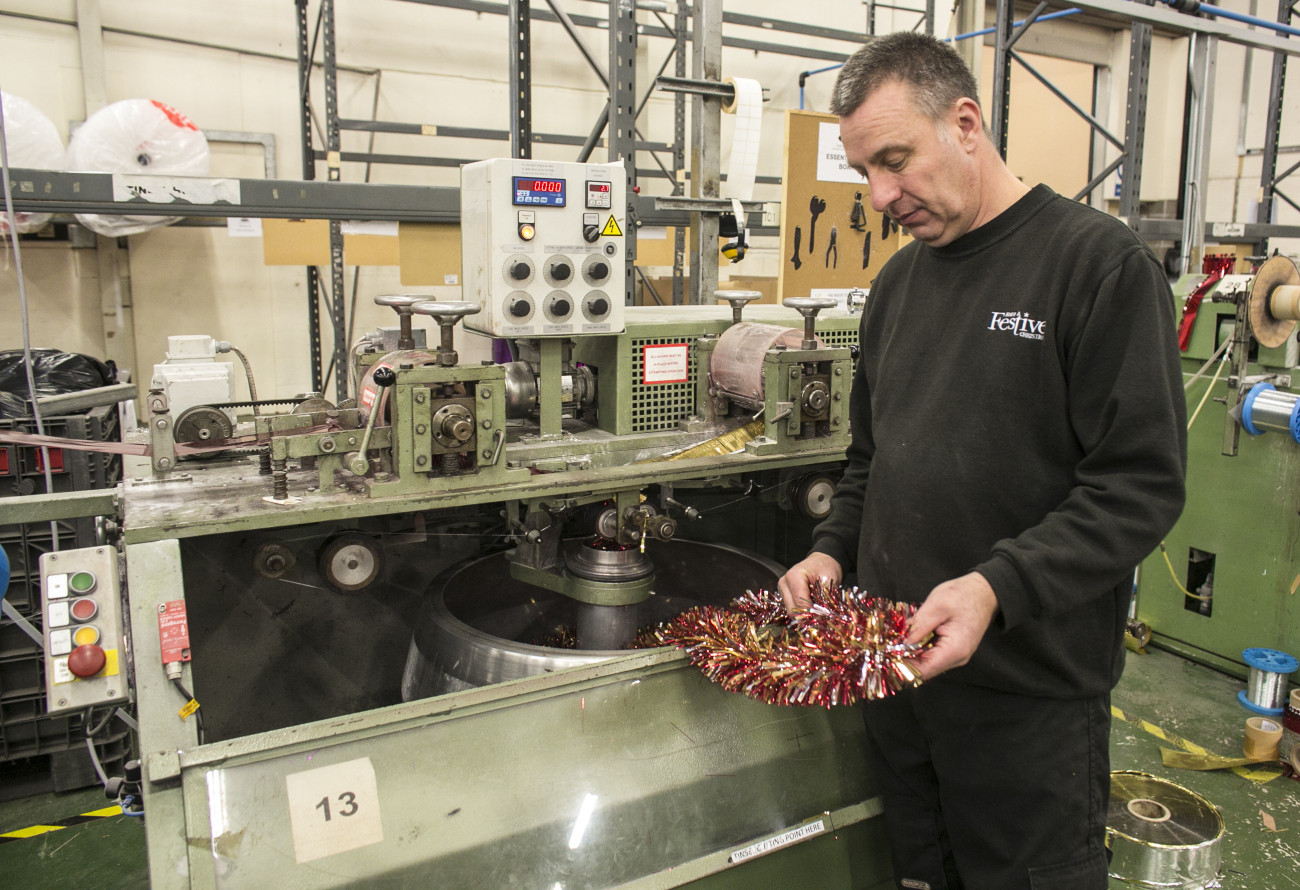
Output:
top-left (15, 158), bottom-right (896, 888)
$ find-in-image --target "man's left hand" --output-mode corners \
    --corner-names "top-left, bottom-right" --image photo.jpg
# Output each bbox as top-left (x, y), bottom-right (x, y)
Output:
top-left (905, 572), bottom-right (999, 681)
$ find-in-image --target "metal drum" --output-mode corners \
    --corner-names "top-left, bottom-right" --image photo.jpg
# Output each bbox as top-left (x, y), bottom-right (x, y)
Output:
top-left (400, 540), bottom-right (781, 700)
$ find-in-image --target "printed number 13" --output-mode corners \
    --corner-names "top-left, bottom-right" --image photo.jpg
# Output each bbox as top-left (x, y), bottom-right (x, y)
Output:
top-left (316, 791), bottom-right (358, 822)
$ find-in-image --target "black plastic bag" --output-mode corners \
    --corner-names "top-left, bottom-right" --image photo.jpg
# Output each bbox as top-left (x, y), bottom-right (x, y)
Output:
top-left (0, 349), bottom-right (117, 419)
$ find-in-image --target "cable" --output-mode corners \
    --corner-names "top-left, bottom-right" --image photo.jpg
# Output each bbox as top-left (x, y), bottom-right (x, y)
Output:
top-left (1159, 541), bottom-right (1209, 600)
top-left (225, 345), bottom-right (260, 416)
top-left (1183, 333), bottom-right (1231, 391)
top-left (1186, 350), bottom-right (1228, 430)
top-left (171, 677), bottom-right (205, 745)
top-left (0, 81), bottom-right (59, 552)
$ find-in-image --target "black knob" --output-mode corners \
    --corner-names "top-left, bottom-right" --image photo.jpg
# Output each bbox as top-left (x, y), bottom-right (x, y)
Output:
top-left (583, 225), bottom-right (600, 243)
top-left (551, 263), bottom-right (571, 281)
top-left (590, 298), bottom-right (609, 316)
top-left (510, 261), bottom-right (530, 281)
top-left (373, 366), bottom-right (397, 387)
top-left (590, 262), bottom-right (609, 280)
top-left (510, 300), bottom-right (531, 318)
top-left (553, 299), bottom-right (570, 316)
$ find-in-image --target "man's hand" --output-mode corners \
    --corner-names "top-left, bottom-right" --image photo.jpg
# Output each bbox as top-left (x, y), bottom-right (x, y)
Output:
top-left (777, 553), bottom-right (843, 613)
top-left (906, 572), bottom-right (999, 681)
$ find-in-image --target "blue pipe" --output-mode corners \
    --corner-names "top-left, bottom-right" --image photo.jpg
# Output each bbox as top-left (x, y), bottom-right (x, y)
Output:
top-left (1157, 0), bottom-right (1300, 38)
top-left (948, 7), bottom-right (1083, 42)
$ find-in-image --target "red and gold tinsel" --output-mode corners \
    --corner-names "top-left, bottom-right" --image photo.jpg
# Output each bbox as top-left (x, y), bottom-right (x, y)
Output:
top-left (653, 581), bottom-right (929, 708)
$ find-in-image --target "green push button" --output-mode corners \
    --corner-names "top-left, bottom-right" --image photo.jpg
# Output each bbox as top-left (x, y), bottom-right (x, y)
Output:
top-left (69, 571), bottom-right (97, 594)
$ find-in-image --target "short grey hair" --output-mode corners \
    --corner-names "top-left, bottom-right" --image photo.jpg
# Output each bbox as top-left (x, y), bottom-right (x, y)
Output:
top-left (830, 32), bottom-right (982, 123)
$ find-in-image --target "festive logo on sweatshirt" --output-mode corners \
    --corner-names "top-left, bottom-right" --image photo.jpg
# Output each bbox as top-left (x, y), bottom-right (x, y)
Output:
top-left (987, 310), bottom-right (1047, 341)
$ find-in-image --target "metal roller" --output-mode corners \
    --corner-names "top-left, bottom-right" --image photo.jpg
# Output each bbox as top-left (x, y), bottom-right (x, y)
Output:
top-left (1241, 382), bottom-right (1300, 444)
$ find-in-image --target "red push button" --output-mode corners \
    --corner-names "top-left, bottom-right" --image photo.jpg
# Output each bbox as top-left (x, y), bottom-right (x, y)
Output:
top-left (70, 597), bottom-right (99, 622)
top-left (68, 644), bottom-right (106, 678)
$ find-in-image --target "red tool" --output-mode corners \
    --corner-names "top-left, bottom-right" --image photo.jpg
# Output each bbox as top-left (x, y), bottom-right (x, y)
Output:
top-left (1177, 268), bottom-right (1226, 352)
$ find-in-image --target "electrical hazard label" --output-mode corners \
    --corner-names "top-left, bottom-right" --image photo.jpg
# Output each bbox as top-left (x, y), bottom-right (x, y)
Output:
top-left (601, 215), bottom-right (623, 237)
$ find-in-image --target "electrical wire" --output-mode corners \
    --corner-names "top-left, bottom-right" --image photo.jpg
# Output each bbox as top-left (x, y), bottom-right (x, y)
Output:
top-left (0, 80), bottom-right (60, 552)
top-left (1186, 348), bottom-right (1228, 430)
top-left (226, 345), bottom-right (261, 416)
top-left (171, 677), bottom-right (205, 745)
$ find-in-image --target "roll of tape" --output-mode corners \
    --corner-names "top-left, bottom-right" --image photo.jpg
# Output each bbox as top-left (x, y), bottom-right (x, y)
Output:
top-left (1244, 716), bottom-right (1283, 761)
top-left (721, 76), bottom-right (762, 202)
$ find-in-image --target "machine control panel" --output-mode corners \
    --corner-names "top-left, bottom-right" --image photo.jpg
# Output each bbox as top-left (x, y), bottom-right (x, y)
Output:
top-left (40, 547), bottom-right (129, 716)
top-left (461, 157), bottom-right (626, 337)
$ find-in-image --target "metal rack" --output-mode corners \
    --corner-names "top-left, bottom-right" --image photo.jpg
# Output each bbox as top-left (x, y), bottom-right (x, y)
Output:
top-left (986, 0), bottom-right (1300, 268)
top-left (7, 1), bottom-right (1299, 400)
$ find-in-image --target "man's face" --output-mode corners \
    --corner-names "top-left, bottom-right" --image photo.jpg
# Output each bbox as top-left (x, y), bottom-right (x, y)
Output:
top-left (839, 79), bottom-right (979, 248)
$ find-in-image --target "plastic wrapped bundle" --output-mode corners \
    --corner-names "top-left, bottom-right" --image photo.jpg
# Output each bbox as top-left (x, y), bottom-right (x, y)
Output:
top-left (65, 99), bottom-right (209, 237)
top-left (0, 92), bottom-right (65, 235)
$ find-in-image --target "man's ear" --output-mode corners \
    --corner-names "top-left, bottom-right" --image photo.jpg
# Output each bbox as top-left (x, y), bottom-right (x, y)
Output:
top-left (952, 97), bottom-right (983, 150)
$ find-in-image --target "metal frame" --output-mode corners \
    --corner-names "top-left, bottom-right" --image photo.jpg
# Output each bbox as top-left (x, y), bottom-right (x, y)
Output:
top-left (987, 0), bottom-right (1300, 250)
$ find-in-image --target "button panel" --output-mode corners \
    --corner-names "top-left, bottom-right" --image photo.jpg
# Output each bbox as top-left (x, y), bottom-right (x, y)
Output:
top-left (40, 547), bottom-right (127, 716)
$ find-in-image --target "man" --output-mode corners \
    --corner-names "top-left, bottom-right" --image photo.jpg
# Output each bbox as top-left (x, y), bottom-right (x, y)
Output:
top-left (777, 33), bottom-right (1186, 890)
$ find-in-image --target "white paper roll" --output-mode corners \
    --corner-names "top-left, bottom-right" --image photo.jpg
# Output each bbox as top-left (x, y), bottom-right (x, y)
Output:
top-left (722, 76), bottom-right (763, 203)
top-left (65, 99), bottom-right (210, 237)
top-left (0, 92), bottom-right (65, 235)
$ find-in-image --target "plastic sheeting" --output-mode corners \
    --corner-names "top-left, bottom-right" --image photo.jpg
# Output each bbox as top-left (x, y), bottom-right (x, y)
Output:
top-left (0, 91), bottom-right (65, 235)
top-left (0, 349), bottom-right (117, 419)
top-left (65, 98), bottom-right (209, 237)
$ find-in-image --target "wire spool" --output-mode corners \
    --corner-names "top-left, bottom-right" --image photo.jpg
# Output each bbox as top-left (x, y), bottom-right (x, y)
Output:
top-left (1238, 647), bottom-right (1297, 716)
top-left (1248, 254), bottom-right (1300, 348)
top-left (1240, 382), bottom-right (1300, 444)
top-left (1107, 771), bottom-right (1224, 889)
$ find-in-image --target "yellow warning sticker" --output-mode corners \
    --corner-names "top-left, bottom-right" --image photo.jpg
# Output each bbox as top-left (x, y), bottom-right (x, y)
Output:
top-left (601, 215), bottom-right (623, 237)
top-left (179, 699), bottom-right (201, 720)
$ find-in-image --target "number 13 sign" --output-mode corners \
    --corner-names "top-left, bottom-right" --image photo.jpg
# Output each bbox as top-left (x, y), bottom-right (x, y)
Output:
top-left (285, 757), bottom-right (384, 863)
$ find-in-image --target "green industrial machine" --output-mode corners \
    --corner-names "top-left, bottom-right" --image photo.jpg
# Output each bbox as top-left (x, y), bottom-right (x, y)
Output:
top-left (1135, 255), bottom-right (1300, 677)
top-left (4, 243), bottom-right (895, 888)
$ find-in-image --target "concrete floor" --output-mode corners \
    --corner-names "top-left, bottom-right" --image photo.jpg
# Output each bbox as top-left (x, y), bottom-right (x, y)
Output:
top-left (2, 646), bottom-right (1297, 888)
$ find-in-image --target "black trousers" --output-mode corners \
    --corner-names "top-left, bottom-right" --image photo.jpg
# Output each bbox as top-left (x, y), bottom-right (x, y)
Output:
top-left (861, 679), bottom-right (1111, 890)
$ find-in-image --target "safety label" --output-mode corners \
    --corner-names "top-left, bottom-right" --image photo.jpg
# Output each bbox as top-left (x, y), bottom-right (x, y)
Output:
top-left (728, 818), bottom-right (826, 864)
top-left (601, 215), bottom-right (623, 237)
top-left (642, 344), bottom-right (689, 385)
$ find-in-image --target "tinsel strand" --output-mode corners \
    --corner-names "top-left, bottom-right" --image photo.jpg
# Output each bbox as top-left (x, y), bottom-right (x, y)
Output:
top-left (654, 580), bottom-right (929, 708)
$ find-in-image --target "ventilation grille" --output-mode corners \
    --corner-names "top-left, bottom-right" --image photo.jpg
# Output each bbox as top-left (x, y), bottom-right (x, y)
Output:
top-left (630, 337), bottom-right (697, 433)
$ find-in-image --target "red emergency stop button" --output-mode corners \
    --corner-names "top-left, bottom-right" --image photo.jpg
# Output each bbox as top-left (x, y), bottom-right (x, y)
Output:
top-left (68, 644), bottom-right (106, 678)
top-left (70, 597), bottom-right (98, 622)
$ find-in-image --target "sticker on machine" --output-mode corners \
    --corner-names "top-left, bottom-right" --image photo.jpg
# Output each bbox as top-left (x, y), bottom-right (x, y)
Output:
top-left (728, 818), bottom-right (826, 864)
top-left (285, 756), bottom-right (384, 863)
top-left (642, 343), bottom-right (689, 384)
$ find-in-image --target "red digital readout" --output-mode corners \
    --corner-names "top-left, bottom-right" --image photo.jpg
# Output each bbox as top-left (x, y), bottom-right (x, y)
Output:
top-left (589, 183), bottom-right (610, 192)
top-left (522, 179), bottom-right (563, 192)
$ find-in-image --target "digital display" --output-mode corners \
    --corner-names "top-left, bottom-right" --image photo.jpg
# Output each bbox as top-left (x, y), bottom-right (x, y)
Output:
top-left (513, 177), bottom-right (567, 206)
top-left (586, 181), bottom-right (612, 209)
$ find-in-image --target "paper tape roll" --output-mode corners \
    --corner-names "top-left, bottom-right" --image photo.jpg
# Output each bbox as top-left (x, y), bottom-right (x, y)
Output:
top-left (66, 98), bottom-right (210, 237)
top-left (1244, 715), bottom-right (1283, 761)
top-left (721, 77), bottom-right (762, 202)
top-left (0, 91), bottom-right (65, 234)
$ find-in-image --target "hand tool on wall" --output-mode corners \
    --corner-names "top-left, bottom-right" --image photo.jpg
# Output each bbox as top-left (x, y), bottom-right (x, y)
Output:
top-left (825, 226), bottom-right (838, 269)
top-left (861, 231), bottom-right (871, 270)
top-left (849, 192), bottom-right (866, 232)
top-left (809, 195), bottom-right (826, 251)
top-left (790, 225), bottom-right (803, 270)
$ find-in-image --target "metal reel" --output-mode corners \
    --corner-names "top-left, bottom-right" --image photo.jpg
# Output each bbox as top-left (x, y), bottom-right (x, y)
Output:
top-left (317, 532), bottom-right (385, 594)
top-left (174, 405), bottom-right (234, 457)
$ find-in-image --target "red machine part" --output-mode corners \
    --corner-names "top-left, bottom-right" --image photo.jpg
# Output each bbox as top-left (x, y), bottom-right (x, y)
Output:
top-left (1177, 268), bottom-right (1227, 352)
top-left (158, 600), bottom-right (192, 664)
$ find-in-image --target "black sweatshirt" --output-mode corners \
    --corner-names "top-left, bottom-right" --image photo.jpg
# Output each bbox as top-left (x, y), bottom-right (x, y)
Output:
top-left (810, 185), bottom-right (1187, 698)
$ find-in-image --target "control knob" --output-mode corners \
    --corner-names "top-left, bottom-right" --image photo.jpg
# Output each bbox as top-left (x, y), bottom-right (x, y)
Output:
top-left (551, 262), bottom-right (571, 282)
top-left (583, 224), bottom-right (600, 243)
top-left (510, 261), bottom-right (531, 281)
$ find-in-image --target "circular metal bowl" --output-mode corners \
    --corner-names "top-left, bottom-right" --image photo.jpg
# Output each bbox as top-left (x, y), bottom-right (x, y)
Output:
top-left (400, 540), bottom-right (781, 700)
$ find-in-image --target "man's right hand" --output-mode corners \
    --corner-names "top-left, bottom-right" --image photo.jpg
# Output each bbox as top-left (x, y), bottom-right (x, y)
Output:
top-left (777, 553), bottom-right (843, 613)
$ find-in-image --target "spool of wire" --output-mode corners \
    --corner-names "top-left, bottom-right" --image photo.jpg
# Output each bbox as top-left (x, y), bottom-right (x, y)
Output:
top-left (1240, 383), bottom-right (1300, 444)
top-left (1238, 647), bottom-right (1297, 716)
